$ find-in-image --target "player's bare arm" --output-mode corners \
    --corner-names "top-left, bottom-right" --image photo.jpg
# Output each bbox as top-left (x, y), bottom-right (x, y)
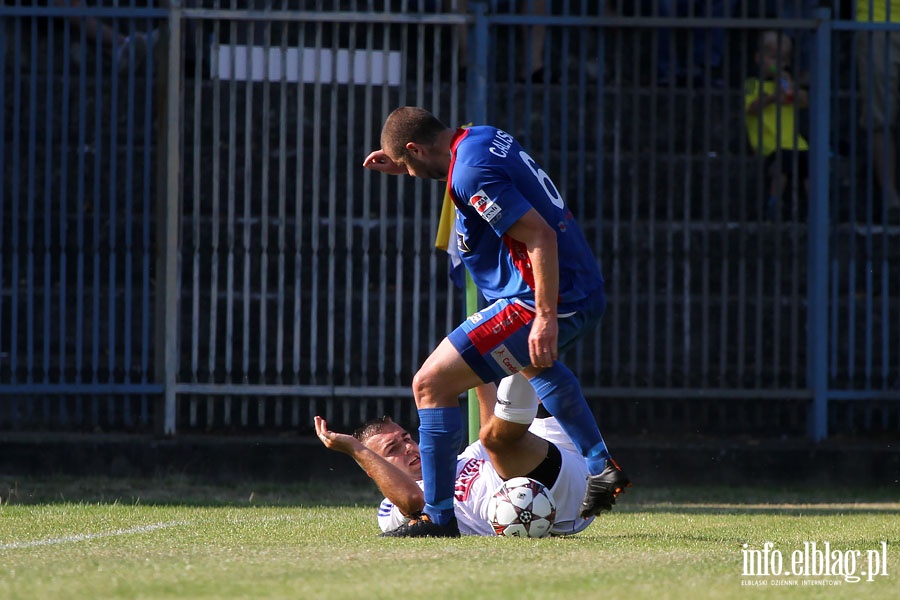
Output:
top-left (362, 149), bottom-right (408, 175)
top-left (505, 209), bottom-right (560, 368)
top-left (314, 416), bottom-right (425, 516)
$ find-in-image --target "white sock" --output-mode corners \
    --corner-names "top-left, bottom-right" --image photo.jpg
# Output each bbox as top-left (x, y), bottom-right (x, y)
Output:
top-left (494, 374), bottom-right (538, 425)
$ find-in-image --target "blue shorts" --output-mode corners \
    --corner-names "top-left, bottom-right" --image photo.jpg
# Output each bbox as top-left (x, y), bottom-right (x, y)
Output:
top-left (448, 287), bottom-right (606, 383)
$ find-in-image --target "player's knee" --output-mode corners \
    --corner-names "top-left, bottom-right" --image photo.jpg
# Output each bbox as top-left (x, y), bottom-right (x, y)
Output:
top-left (479, 418), bottom-right (528, 453)
top-left (411, 369), bottom-right (431, 407)
top-left (411, 367), bottom-right (449, 408)
top-left (479, 424), bottom-right (504, 453)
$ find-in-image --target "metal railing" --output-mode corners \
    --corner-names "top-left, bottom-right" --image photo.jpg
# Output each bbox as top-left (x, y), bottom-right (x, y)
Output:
top-left (1, 1), bottom-right (898, 439)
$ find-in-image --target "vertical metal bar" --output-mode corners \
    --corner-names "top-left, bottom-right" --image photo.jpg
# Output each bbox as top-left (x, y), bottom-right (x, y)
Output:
top-left (141, 8), bottom-right (156, 426)
top-left (592, 16), bottom-right (603, 380)
top-left (74, 18), bottom-right (87, 426)
top-left (409, 16), bottom-right (424, 391)
top-left (122, 11), bottom-right (137, 427)
top-left (807, 7), bottom-right (832, 441)
top-left (700, 48), bottom-right (711, 390)
top-left (573, 17), bottom-right (590, 376)
top-left (647, 22), bottom-right (658, 386)
top-left (275, 11), bottom-right (288, 420)
top-left (771, 20), bottom-right (784, 392)
top-left (310, 19), bottom-right (322, 386)
top-left (828, 17), bottom-right (844, 385)
top-left (327, 24), bottom-right (338, 390)
top-left (848, 18), bottom-right (860, 392)
top-left (26, 16), bottom-right (37, 393)
top-left (424, 16), bottom-right (439, 404)
top-left (191, 17), bottom-right (202, 394)
top-left (447, 63), bottom-right (460, 350)
top-left (466, 0), bottom-right (490, 132)
top-left (663, 48), bottom-right (674, 387)
top-left (222, 11), bottom-right (236, 426)
top-left (161, 1), bottom-right (183, 435)
top-left (0, 9), bottom-right (6, 396)
top-left (392, 192), bottom-right (403, 383)
top-left (291, 18), bottom-right (315, 400)
top-left (501, 2), bottom-right (515, 133)
top-left (559, 14), bottom-right (570, 207)
top-left (787, 33), bottom-right (800, 390)
top-left (880, 12), bottom-right (893, 389)
top-left (680, 59), bottom-right (694, 391)
top-left (360, 20), bottom-right (374, 390)
top-left (225, 17), bottom-right (237, 420)
top-left (259, 12), bottom-right (272, 425)
top-left (881, 230), bottom-right (889, 386)
top-left (241, 17), bottom-right (255, 425)
top-left (186, 16), bottom-right (202, 413)
top-left (44, 17), bottom-right (55, 391)
top-left (108, 11), bottom-right (121, 426)
top-left (608, 14), bottom-right (621, 387)
top-left (208, 16), bottom-right (222, 427)
top-left (718, 2), bottom-right (732, 388)
top-left (736, 26), bottom-right (748, 391)
top-left (260, 10), bottom-right (272, 380)
top-left (753, 198), bottom-right (764, 390)
top-left (376, 32), bottom-right (387, 392)
top-left (308, 15), bottom-right (322, 420)
top-left (344, 18), bottom-right (357, 388)
top-left (467, 0), bottom-right (489, 441)
top-left (790, 198), bottom-right (801, 389)
top-left (92, 11), bottom-right (103, 427)
top-left (10, 14), bottom-right (21, 426)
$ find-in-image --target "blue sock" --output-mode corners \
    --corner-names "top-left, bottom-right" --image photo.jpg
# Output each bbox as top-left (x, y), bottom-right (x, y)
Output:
top-left (529, 362), bottom-right (611, 475)
top-left (418, 407), bottom-right (463, 525)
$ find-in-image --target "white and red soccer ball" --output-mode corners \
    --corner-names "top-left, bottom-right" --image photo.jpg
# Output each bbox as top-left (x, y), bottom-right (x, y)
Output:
top-left (488, 477), bottom-right (557, 538)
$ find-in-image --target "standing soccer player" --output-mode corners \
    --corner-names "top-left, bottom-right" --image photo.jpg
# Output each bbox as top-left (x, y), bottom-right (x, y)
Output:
top-left (362, 107), bottom-right (629, 537)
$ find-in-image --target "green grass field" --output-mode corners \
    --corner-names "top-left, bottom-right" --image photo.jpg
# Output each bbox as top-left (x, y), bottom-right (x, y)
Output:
top-left (1, 477), bottom-right (897, 599)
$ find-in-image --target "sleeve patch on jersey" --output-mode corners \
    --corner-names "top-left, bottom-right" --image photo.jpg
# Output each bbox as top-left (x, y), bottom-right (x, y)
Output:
top-left (469, 189), bottom-right (502, 224)
top-left (456, 230), bottom-right (470, 254)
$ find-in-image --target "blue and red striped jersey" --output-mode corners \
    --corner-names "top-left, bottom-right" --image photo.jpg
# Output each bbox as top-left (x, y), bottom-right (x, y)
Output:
top-left (446, 126), bottom-right (603, 311)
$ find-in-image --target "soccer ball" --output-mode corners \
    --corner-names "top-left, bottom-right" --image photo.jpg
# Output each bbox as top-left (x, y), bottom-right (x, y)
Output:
top-left (488, 477), bottom-right (557, 538)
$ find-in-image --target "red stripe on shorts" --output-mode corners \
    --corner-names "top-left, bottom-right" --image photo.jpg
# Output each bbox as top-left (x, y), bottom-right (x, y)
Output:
top-left (469, 303), bottom-right (533, 354)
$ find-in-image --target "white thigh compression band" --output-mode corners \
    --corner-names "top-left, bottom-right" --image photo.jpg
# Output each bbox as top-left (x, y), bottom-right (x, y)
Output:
top-left (494, 373), bottom-right (539, 425)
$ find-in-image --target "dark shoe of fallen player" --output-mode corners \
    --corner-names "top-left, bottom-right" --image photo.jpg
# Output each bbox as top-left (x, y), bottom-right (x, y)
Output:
top-left (579, 459), bottom-right (632, 518)
top-left (379, 513), bottom-right (461, 538)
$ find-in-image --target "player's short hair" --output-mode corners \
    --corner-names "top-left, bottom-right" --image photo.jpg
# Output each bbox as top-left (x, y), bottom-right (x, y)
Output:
top-left (353, 415), bottom-right (397, 445)
top-left (380, 106), bottom-right (448, 161)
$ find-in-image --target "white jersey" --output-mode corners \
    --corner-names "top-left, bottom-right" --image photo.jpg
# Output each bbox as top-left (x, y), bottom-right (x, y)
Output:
top-left (377, 417), bottom-right (595, 536)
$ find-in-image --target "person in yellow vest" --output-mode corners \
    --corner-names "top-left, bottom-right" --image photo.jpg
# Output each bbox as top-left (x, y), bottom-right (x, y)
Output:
top-left (745, 30), bottom-right (809, 221)
top-left (857, 0), bottom-right (900, 211)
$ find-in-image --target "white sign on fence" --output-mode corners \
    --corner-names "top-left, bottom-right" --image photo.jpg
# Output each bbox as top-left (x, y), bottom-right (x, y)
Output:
top-left (210, 44), bottom-right (402, 86)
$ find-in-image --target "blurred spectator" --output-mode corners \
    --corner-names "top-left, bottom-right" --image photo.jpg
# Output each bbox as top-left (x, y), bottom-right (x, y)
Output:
top-left (447, 0), bottom-right (550, 83)
top-left (856, 0), bottom-right (900, 211)
top-left (772, 0), bottom-right (817, 84)
top-left (55, 0), bottom-right (157, 74)
top-left (657, 0), bottom-right (735, 87)
top-left (745, 30), bottom-right (810, 220)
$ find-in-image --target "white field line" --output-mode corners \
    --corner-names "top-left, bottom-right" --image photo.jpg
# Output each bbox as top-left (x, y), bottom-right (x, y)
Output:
top-left (0, 521), bottom-right (187, 550)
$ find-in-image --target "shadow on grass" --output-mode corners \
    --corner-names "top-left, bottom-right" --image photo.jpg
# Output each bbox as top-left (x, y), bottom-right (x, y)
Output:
top-left (617, 484), bottom-right (900, 515)
top-left (623, 504), bottom-right (900, 516)
top-left (3, 478), bottom-right (899, 515)
top-left (0, 476), bottom-right (382, 508)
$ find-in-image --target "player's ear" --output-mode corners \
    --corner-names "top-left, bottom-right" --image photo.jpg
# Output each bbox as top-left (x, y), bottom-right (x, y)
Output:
top-left (405, 141), bottom-right (420, 156)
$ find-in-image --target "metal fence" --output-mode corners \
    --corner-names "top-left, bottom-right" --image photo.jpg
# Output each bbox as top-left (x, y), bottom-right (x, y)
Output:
top-left (1, 1), bottom-right (899, 440)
